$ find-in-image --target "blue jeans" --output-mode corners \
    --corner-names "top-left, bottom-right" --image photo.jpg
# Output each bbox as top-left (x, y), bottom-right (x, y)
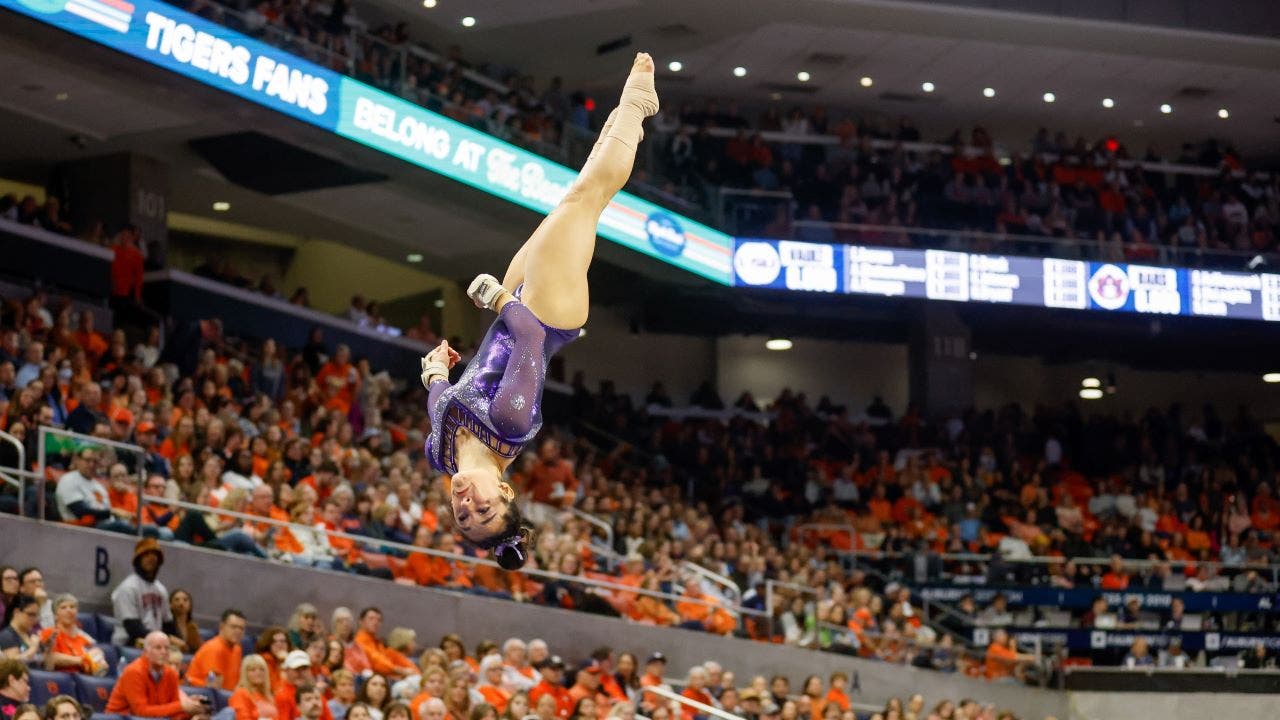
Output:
top-left (217, 530), bottom-right (269, 558)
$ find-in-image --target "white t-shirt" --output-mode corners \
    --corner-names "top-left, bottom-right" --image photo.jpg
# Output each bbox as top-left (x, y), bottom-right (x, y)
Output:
top-left (111, 573), bottom-right (172, 644)
top-left (55, 470), bottom-right (110, 521)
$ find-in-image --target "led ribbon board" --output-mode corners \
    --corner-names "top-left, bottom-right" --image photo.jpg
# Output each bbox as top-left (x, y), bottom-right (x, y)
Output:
top-left (733, 238), bottom-right (1280, 322)
top-left (1, 0), bottom-right (734, 284)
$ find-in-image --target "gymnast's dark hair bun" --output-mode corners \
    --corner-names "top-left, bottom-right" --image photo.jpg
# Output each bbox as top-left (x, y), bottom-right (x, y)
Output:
top-left (492, 524), bottom-right (534, 571)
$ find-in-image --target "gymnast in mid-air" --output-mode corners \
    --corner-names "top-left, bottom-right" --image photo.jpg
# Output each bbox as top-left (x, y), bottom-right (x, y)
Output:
top-left (419, 52), bottom-right (659, 569)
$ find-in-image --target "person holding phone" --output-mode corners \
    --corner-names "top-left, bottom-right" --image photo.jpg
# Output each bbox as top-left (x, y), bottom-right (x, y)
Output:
top-left (420, 53), bottom-right (659, 569)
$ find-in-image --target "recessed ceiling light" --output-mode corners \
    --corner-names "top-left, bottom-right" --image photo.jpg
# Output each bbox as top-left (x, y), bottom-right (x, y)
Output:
top-left (55, 92), bottom-right (69, 101)
top-left (1082, 377), bottom-right (1101, 388)
top-left (421, 0), bottom-right (435, 7)
top-left (859, 76), bottom-right (873, 87)
top-left (1264, 372), bottom-right (1280, 383)
top-left (733, 66), bottom-right (747, 77)
top-left (765, 338), bottom-right (793, 351)
top-left (667, 60), bottom-right (682, 72)
top-left (797, 71), bottom-right (811, 82)
top-left (769, 92), bottom-right (781, 101)
top-left (921, 81), bottom-right (935, 93)
top-left (212, 201), bottom-right (230, 212)
top-left (460, 15), bottom-right (475, 27)
top-left (1160, 103), bottom-right (1172, 114)
top-left (982, 87), bottom-right (995, 98)
top-left (1043, 92), bottom-right (1056, 103)
top-left (1218, 108), bottom-right (1229, 119)
top-left (433, 299), bottom-right (446, 308)
top-left (1079, 388), bottom-right (1103, 400)
top-left (407, 253), bottom-right (423, 263)
top-left (1101, 97), bottom-right (1115, 109)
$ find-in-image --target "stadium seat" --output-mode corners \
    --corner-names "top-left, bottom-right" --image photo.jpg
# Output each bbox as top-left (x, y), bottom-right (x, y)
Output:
top-left (89, 714), bottom-right (124, 720)
top-left (93, 614), bottom-right (119, 644)
top-left (240, 634), bottom-right (256, 656)
top-left (199, 627), bottom-right (217, 643)
top-left (78, 612), bottom-right (101, 641)
top-left (98, 644), bottom-right (120, 677)
top-left (76, 674), bottom-right (118, 713)
top-left (28, 669), bottom-right (76, 706)
top-left (183, 685), bottom-right (217, 708)
top-left (119, 645), bottom-right (143, 666)
top-left (213, 689), bottom-right (233, 711)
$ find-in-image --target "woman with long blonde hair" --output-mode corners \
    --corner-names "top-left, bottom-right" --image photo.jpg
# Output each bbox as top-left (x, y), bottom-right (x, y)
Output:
top-left (228, 654), bottom-right (278, 720)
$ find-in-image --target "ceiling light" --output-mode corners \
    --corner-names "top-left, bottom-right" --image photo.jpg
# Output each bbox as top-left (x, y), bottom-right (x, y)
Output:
top-left (1042, 92), bottom-right (1055, 103)
top-left (667, 61), bottom-right (682, 72)
top-left (860, 76), bottom-right (873, 87)
top-left (433, 299), bottom-right (446, 308)
top-left (765, 338), bottom-right (793, 351)
top-left (769, 92), bottom-right (781, 100)
top-left (733, 66), bottom-right (747, 77)
top-left (55, 92), bottom-right (69, 101)
top-left (982, 87), bottom-right (995, 98)
top-left (1101, 97), bottom-right (1115, 109)
top-left (921, 82), bottom-right (935, 93)
top-left (1160, 103), bottom-right (1172, 114)
top-left (1079, 388), bottom-right (1104, 400)
top-left (421, 0), bottom-right (435, 6)
top-left (1264, 373), bottom-right (1280, 383)
top-left (1082, 377), bottom-right (1101, 388)
top-left (460, 15), bottom-right (475, 27)
top-left (1218, 108), bottom-right (1229, 119)
top-left (406, 253), bottom-right (423, 263)
top-left (796, 71), bottom-right (811, 82)
top-left (212, 201), bottom-right (230, 212)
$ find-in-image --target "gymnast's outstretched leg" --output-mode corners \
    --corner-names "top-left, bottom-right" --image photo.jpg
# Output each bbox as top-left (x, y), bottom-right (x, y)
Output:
top-left (485, 52), bottom-right (659, 328)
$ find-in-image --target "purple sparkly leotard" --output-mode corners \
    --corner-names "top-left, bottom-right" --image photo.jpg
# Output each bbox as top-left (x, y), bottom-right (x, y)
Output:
top-left (426, 297), bottom-right (580, 474)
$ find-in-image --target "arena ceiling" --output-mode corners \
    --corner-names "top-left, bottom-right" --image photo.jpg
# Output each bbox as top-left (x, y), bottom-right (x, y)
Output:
top-left (377, 0), bottom-right (1280, 160)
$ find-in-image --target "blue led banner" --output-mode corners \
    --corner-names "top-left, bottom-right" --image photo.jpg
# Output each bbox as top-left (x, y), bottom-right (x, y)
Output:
top-left (975, 626), bottom-right (1280, 653)
top-left (915, 584), bottom-right (1277, 613)
top-left (734, 239), bottom-right (1280, 322)
top-left (1, 0), bottom-right (735, 284)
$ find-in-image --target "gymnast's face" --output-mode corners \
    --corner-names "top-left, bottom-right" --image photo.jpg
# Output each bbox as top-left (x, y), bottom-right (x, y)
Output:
top-left (451, 468), bottom-right (515, 541)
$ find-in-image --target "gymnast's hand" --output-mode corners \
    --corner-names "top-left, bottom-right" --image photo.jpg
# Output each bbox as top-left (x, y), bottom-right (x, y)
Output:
top-left (420, 340), bottom-right (461, 388)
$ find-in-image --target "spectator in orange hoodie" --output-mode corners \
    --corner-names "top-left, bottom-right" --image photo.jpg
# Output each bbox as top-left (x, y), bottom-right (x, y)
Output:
top-left (475, 656), bottom-right (511, 714)
top-left (106, 631), bottom-right (208, 720)
top-left (353, 608), bottom-right (418, 683)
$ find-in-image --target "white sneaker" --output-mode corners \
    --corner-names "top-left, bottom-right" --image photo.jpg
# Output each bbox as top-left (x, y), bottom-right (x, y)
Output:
top-left (467, 273), bottom-right (505, 311)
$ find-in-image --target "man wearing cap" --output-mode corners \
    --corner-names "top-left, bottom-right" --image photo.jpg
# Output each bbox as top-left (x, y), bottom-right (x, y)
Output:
top-left (106, 631), bottom-right (209, 720)
top-left (529, 656), bottom-right (572, 719)
top-left (124, 421), bottom-right (171, 478)
top-left (111, 538), bottom-right (182, 648)
top-left (638, 653), bottom-right (667, 712)
top-left (567, 661), bottom-right (604, 708)
top-left (476, 655), bottom-right (511, 713)
top-left (737, 688), bottom-right (763, 720)
top-left (276, 650), bottom-right (336, 720)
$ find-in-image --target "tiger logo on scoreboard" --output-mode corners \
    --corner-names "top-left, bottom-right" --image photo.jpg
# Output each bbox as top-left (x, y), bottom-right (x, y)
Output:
top-left (1088, 263), bottom-right (1130, 311)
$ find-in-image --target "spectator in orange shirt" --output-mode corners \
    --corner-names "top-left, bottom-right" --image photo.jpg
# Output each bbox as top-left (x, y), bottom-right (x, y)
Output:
top-left (500, 638), bottom-right (540, 693)
top-left (73, 310), bottom-right (109, 366)
top-left (1099, 555), bottom-right (1130, 590)
top-left (475, 656), bottom-right (511, 714)
top-left (38, 594), bottom-right (106, 675)
top-left (106, 631), bottom-right (209, 720)
top-left (528, 439), bottom-right (577, 508)
top-left (229, 654), bottom-right (279, 720)
top-left (677, 666), bottom-right (716, 720)
top-left (186, 609), bottom-right (246, 689)
top-left (315, 345), bottom-right (358, 415)
top-left (275, 652), bottom-right (335, 720)
top-left (110, 224), bottom-right (145, 303)
top-left (675, 580), bottom-right (735, 635)
top-left (984, 629), bottom-right (1032, 681)
top-left (354, 608), bottom-right (419, 683)
top-left (823, 672), bottom-right (849, 713)
top-left (637, 653), bottom-right (667, 713)
top-left (866, 485), bottom-right (893, 523)
top-left (528, 656), bottom-right (572, 720)
top-left (407, 668), bottom-right (445, 720)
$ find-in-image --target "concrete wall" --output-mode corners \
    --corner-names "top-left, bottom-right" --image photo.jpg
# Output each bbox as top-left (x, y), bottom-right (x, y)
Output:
top-left (1066, 691), bottom-right (1278, 720)
top-left (0, 516), bottom-right (1067, 720)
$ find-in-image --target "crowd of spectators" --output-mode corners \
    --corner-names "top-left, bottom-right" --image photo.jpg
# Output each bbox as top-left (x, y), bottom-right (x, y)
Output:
top-left (0, 542), bottom-right (1048, 720)
top-left (2, 282), bottom-right (1280, 679)
top-left (159, 0), bottom-right (1278, 272)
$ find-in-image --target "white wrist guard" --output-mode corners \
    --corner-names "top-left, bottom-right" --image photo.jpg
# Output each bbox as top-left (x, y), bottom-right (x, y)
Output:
top-left (420, 358), bottom-right (449, 388)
